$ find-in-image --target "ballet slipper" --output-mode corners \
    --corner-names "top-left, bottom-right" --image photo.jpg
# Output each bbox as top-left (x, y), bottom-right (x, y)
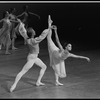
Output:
top-left (10, 85), bottom-right (16, 92)
top-left (36, 82), bottom-right (45, 86)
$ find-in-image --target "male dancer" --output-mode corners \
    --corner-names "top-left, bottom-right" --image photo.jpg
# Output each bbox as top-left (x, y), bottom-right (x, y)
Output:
top-left (47, 15), bottom-right (90, 85)
top-left (10, 23), bottom-right (51, 92)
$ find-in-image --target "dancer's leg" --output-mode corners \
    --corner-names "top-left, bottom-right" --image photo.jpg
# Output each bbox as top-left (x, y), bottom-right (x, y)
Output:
top-left (10, 59), bottom-right (35, 92)
top-left (11, 29), bottom-right (18, 50)
top-left (0, 44), bottom-right (2, 50)
top-left (52, 65), bottom-right (63, 86)
top-left (55, 73), bottom-right (63, 86)
top-left (35, 58), bottom-right (47, 86)
top-left (5, 35), bottom-right (11, 54)
top-left (11, 37), bottom-right (17, 50)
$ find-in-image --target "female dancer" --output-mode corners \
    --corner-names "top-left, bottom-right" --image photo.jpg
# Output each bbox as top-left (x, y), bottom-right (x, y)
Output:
top-left (14, 18), bottom-right (28, 41)
top-left (10, 26), bottom-right (50, 92)
top-left (17, 5), bottom-right (40, 29)
top-left (8, 8), bottom-right (18, 50)
top-left (0, 11), bottom-right (17, 54)
top-left (17, 5), bottom-right (40, 45)
top-left (47, 15), bottom-right (90, 85)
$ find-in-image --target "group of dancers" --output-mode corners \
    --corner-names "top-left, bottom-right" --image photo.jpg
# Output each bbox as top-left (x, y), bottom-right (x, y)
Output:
top-left (0, 4), bottom-right (90, 92)
top-left (8, 13), bottom-right (90, 92)
top-left (0, 5), bottom-right (40, 54)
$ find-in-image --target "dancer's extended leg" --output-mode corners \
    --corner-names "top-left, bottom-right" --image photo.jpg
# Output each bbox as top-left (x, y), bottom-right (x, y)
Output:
top-left (12, 38), bottom-right (17, 50)
top-left (5, 35), bottom-right (11, 54)
top-left (10, 59), bottom-right (35, 92)
top-left (52, 65), bottom-right (63, 86)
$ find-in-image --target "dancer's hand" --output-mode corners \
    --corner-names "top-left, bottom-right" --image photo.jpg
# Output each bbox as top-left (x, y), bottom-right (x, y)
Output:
top-left (86, 57), bottom-right (90, 62)
top-left (52, 25), bottom-right (57, 30)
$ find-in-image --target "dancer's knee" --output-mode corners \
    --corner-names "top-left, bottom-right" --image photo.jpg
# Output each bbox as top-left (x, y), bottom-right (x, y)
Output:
top-left (42, 65), bottom-right (47, 70)
top-left (18, 68), bottom-right (29, 77)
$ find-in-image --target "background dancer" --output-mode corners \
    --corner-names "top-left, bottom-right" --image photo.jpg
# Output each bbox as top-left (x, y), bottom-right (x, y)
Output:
top-left (0, 11), bottom-right (17, 54)
top-left (47, 15), bottom-right (90, 86)
top-left (9, 8), bottom-right (18, 50)
top-left (10, 26), bottom-right (50, 92)
top-left (17, 5), bottom-right (40, 29)
top-left (14, 18), bottom-right (28, 44)
top-left (17, 5), bottom-right (40, 45)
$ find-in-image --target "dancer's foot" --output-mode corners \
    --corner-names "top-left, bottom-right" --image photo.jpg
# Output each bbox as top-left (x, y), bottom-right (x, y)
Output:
top-left (55, 82), bottom-right (63, 86)
top-left (10, 85), bottom-right (16, 92)
top-left (5, 52), bottom-right (11, 55)
top-left (12, 47), bottom-right (18, 50)
top-left (36, 82), bottom-right (45, 86)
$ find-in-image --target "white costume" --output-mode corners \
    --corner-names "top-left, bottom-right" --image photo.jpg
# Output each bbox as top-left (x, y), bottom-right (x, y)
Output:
top-left (10, 28), bottom-right (50, 92)
top-left (17, 19), bottom-right (28, 39)
top-left (47, 29), bottom-right (68, 78)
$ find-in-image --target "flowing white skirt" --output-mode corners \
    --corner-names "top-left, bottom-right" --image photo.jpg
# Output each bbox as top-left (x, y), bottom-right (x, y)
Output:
top-left (47, 31), bottom-right (66, 78)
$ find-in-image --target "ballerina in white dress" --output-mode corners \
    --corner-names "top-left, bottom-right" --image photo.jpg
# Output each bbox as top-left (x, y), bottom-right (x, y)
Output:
top-left (47, 15), bottom-right (90, 86)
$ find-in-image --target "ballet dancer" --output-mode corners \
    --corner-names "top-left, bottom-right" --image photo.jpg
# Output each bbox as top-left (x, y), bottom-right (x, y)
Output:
top-left (8, 8), bottom-right (18, 50)
top-left (14, 18), bottom-right (28, 42)
top-left (47, 15), bottom-right (90, 86)
top-left (17, 5), bottom-right (40, 29)
top-left (0, 11), bottom-right (18, 54)
top-left (17, 5), bottom-right (40, 45)
top-left (10, 26), bottom-right (51, 92)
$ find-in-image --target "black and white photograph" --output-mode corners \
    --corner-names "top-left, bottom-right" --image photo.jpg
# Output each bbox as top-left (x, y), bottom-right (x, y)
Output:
top-left (0, 1), bottom-right (100, 98)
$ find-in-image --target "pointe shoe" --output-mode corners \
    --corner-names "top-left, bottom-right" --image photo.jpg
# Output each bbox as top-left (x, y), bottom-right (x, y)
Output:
top-left (10, 86), bottom-right (15, 92)
top-left (10, 84), bottom-right (17, 92)
top-left (36, 82), bottom-right (45, 86)
top-left (55, 82), bottom-right (63, 86)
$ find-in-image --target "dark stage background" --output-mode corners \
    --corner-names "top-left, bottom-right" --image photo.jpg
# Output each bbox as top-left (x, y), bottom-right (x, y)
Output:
top-left (0, 3), bottom-right (100, 51)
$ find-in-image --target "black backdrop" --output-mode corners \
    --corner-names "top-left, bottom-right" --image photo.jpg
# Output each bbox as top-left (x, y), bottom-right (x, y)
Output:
top-left (0, 3), bottom-right (100, 51)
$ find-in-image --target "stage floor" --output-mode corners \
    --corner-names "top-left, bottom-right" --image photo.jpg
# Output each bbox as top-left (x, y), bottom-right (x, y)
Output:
top-left (0, 41), bottom-right (100, 98)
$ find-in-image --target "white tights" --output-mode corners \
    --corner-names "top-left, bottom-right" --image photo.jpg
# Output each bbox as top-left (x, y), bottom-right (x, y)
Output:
top-left (10, 54), bottom-right (47, 92)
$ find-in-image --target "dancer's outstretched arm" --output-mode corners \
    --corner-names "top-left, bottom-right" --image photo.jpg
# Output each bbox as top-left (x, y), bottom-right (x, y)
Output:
top-left (54, 26), bottom-right (63, 51)
top-left (29, 28), bottom-right (50, 44)
top-left (10, 19), bottom-right (19, 23)
top-left (0, 19), bottom-right (3, 23)
top-left (69, 53), bottom-right (90, 62)
top-left (29, 12), bottom-right (40, 19)
top-left (17, 12), bottom-right (25, 17)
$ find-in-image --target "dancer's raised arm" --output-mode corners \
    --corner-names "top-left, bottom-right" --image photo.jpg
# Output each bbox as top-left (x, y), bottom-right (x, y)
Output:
top-left (17, 12), bottom-right (25, 18)
top-left (28, 28), bottom-right (50, 44)
top-left (53, 26), bottom-right (63, 51)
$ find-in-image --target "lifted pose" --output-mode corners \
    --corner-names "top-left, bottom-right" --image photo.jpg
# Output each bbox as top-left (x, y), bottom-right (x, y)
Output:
top-left (10, 26), bottom-right (50, 92)
top-left (47, 15), bottom-right (90, 86)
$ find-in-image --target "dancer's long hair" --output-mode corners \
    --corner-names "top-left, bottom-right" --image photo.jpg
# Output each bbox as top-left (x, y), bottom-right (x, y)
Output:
top-left (63, 42), bottom-right (68, 49)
